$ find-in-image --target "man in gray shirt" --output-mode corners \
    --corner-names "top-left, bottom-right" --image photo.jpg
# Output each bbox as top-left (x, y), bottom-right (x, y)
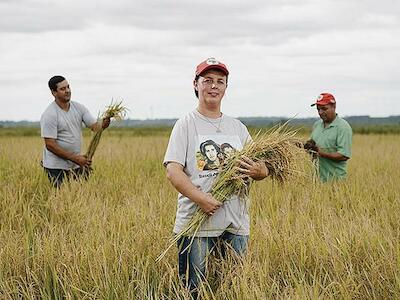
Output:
top-left (40, 75), bottom-right (110, 187)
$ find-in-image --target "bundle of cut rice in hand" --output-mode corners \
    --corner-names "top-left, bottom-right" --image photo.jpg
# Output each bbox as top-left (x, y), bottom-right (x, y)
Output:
top-left (157, 124), bottom-right (309, 262)
top-left (85, 101), bottom-right (127, 161)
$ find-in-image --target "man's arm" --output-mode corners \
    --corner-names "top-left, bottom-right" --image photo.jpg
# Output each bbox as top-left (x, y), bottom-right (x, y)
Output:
top-left (44, 138), bottom-right (91, 168)
top-left (166, 162), bottom-right (222, 216)
top-left (317, 150), bottom-right (349, 161)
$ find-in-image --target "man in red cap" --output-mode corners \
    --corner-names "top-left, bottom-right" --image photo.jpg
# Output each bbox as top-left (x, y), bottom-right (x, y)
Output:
top-left (163, 57), bottom-right (269, 296)
top-left (308, 93), bottom-right (353, 182)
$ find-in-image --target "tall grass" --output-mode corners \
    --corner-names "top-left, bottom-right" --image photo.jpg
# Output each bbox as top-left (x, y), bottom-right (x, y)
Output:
top-left (0, 132), bottom-right (399, 299)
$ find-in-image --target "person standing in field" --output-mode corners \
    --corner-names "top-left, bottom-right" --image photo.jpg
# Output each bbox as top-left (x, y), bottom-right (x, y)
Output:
top-left (163, 58), bottom-right (269, 296)
top-left (40, 75), bottom-right (110, 188)
top-left (308, 93), bottom-right (353, 182)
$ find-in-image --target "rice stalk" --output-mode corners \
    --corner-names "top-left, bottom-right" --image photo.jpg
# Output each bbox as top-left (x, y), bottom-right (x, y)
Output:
top-left (86, 101), bottom-right (128, 160)
top-left (157, 124), bottom-right (309, 262)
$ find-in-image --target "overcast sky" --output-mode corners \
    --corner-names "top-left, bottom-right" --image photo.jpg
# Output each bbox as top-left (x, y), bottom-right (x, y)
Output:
top-left (1, 0), bottom-right (399, 121)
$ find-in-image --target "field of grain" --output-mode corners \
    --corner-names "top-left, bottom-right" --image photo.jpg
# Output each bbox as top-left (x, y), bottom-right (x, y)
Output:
top-left (0, 129), bottom-right (399, 299)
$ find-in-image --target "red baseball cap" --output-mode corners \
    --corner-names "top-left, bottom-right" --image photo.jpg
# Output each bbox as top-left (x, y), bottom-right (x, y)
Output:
top-left (311, 93), bottom-right (336, 106)
top-left (195, 57), bottom-right (229, 77)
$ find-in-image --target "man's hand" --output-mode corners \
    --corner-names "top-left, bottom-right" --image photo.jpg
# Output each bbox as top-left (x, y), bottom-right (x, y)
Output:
top-left (303, 139), bottom-right (319, 159)
top-left (102, 117), bottom-right (111, 129)
top-left (73, 155), bottom-right (92, 168)
top-left (89, 117), bottom-right (111, 132)
top-left (236, 155), bottom-right (269, 181)
top-left (304, 139), bottom-right (318, 152)
top-left (197, 193), bottom-right (222, 216)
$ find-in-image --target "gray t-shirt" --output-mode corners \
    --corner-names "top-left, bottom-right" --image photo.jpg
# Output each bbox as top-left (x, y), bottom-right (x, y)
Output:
top-left (40, 101), bottom-right (96, 170)
top-left (163, 110), bottom-right (251, 237)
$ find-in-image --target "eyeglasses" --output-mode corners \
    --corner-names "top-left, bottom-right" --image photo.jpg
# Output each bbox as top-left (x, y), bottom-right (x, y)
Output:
top-left (200, 77), bottom-right (227, 89)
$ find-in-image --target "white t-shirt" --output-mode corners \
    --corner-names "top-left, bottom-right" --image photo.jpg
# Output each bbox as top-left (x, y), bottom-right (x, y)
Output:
top-left (163, 110), bottom-right (251, 237)
top-left (40, 101), bottom-right (96, 170)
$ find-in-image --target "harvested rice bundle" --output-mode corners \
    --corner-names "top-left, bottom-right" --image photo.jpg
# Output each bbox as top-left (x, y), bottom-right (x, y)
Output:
top-left (157, 125), bottom-right (306, 261)
top-left (86, 101), bottom-right (127, 160)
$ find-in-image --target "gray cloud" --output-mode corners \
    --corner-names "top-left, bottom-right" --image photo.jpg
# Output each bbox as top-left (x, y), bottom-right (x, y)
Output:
top-left (0, 0), bottom-right (399, 121)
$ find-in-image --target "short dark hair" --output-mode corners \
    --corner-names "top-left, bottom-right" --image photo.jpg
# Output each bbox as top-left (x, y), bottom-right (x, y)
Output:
top-left (194, 73), bottom-right (229, 99)
top-left (48, 75), bottom-right (66, 92)
top-left (194, 75), bottom-right (200, 98)
top-left (199, 140), bottom-right (220, 157)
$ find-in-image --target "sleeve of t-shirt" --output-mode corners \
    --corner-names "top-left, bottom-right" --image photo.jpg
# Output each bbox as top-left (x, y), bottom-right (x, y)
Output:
top-left (163, 118), bottom-right (188, 167)
top-left (336, 124), bottom-right (352, 158)
top-left (40, 111), bottom-right (58, 139)
top-left (239, 121), bottom-right (252, 145)
top-left (81, 105), bottom-right (97, 128)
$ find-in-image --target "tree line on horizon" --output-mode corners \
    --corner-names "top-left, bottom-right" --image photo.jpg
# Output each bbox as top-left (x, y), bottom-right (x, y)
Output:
top-left (1, 115), bottom-right (400, 128)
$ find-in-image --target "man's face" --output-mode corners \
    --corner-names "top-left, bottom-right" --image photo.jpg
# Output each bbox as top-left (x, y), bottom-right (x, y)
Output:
top-left (205, 144), bottom-right (218, 161)
top-left (317, 104), bottom-right (336, 123)
top-left (52, 80), bottom-right (71, 103)
top-left (194, 69), bottom-right (227, 108)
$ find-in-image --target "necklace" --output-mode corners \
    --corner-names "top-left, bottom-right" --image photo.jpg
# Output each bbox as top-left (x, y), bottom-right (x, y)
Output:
top-left (198, 111), bottom-right (223, 133)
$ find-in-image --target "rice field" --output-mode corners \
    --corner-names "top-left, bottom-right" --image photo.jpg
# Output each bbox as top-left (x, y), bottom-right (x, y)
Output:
top-left (0, 129), bottom-right (399, 299)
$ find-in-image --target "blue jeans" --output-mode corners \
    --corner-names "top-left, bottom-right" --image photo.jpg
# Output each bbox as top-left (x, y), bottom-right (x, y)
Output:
top-left (44, 167), bottom-right (90, 188)
top-left (177, 232), bottom-right (248, 294)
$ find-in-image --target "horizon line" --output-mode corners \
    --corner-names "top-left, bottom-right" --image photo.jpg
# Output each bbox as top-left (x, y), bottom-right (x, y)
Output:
top-left (1, 114), bottom-right (400, 123)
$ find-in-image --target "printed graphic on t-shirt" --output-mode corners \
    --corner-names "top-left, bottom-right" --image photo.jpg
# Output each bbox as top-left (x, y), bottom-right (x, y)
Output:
top-left (196, 135), bottom-right (242, 171)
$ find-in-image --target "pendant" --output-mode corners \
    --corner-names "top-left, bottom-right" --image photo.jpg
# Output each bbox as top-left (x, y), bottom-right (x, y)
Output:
top-left (216, 129), bottom-right (221, 133)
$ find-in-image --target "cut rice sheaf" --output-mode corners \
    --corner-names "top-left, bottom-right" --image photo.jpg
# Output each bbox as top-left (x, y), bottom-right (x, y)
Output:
top-left (86, 101), bottom-right (128, 160)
